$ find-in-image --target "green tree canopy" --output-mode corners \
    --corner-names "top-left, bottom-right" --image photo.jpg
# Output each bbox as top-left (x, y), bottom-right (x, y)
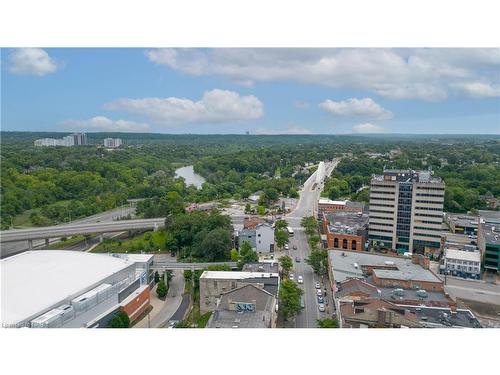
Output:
top-left (278, 279), bottom-right (303, 321)
top-left (279, 255), bottom-right (293, 276)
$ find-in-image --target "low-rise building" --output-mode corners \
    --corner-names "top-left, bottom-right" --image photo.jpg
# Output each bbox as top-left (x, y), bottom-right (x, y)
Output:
top-left (404, 305), bottom-right (481, 328)
top-left (318, 198), bottom-right (365, 215)
top-left (444, 213), bottom-right (478, 235)
top-left (242, 261), bottom-right (279, 274)
top-left (238, 223), bottom-right (275, 253)
top-left (328, 250), bottom-right (444, 294)
top-left (199, 271), bottom-right (279, 313)
top-left (322, 211), bottom-right (369, 251)
top-left (1, 251), bottom-right (152, 328)
top-left (207, 284), bottom-right (277, 328)
top-left (243, 216), bottom-right (264, 230)
top-left (442, 242), bottom-right (481, 279)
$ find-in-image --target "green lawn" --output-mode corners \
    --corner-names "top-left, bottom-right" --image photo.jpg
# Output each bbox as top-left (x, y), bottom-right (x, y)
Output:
top-left (91, 230), bottom-right (168, 253)
top-left (47, 235), bottom-right (86, 249)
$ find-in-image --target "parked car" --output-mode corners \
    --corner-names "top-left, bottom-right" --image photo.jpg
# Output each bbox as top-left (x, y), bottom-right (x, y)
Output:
top-left (300, 296), bottom-right (305, 308)
top-left (317, 296), bottom-right (324, 303)
top-left (293, 245), bottom-right (297, 250)
top-left (316, 289), bottom-right (323, 296)
top-left (298, 275), bottom-right (303, 284)
top-left (295, 256), bottom-right (301, 262)
top-left (284, 244), bottom-right (289, 250)
top-left (318, 304), bottom-right (325, 312)
top-left (315, 282), bottom-right (321, 289)
top-left (289, 273), bottom-right (294, 281)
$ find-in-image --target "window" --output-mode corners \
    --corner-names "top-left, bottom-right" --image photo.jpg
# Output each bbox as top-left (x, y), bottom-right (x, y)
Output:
top-left (351, 240), bottom-right (357, 250)
top-left (334, 238), bottom-right (339, 248)
top-left (342, 239), bottom-right (348, 249)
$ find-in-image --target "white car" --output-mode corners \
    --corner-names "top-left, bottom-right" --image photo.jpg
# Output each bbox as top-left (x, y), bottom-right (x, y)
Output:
top-left (297, 275), bottom-right (303, 284)
top-left (316, 289), bottom-right (323, 296)
top-left (284, 244), bottom-right (289, 250)
top-left (315, 282), bottom-right (321, 289)
top-left (318, 304), bottom-right (326, 312)
top-left (289, 273), bottom-right (294, 281)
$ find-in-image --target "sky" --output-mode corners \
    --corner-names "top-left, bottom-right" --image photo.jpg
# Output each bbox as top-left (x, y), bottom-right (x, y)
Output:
top-left (1, 48), bottom-right (499, 134)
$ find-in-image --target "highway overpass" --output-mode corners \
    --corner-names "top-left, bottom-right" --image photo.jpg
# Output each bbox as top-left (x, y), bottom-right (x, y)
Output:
top-left (152, 261), bottom-right (238, 270)
top-left (0, 218), bottom-right (165, 247)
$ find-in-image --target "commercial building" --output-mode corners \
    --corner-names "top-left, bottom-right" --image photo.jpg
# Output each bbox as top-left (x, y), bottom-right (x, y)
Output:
top-left (368, 169), bottom-right (445, 254)
top-left (34, 133), bottom-right (87, 147)
top-left (442, 242), bottom-right (481, 279)
top-left (328, 250), bottom-right (444, 294)
top-left (404, 305), bottom-right (481, 328)
top-left (199, 270), bottom-right (279, 313)
top-left (238, 223), bottom-right (275, 253)
top-left (103, 138), bottom-right (122, 148)
top-left (318, 198), bottom-right (365, 215)
top-left (478, 221), bottom-right (500, 273)
top-left (321, 211), bottom-right (369, 251)
top-left (1, 250), bottom-right (152, 328)
top-left (444, 213), bottom-right (478, 235)
top-left (207, 284), bottom-right (277, 328)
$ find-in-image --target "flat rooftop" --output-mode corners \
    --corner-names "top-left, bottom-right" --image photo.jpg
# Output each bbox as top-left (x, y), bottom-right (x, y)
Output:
top-left (446, 213), bottom-right (478, 228)
top-left (1, 250), bottom-right (135, 325)
top-left (372, 169), bottom-right (443, 184)
top-left (200, 271), bottom-right (278, 279)
top-left (242, 262), bottom-right (279, 274)
top-left (325, 212), bottom-right (369, 235)
top-left (319, 198), bottom-right (347, 205)
top-left (481, 223), bottom-right (500, 244)
top-left (445, 248), bottom-right (481, 262)
top-left (403, 306), bottom-right (481, 328)
top-left (329, 250), bottom-right (442, 284)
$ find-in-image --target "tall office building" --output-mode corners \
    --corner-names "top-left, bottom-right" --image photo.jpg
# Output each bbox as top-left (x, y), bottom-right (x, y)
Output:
top-left (368, 169), bottom-right (445, 254)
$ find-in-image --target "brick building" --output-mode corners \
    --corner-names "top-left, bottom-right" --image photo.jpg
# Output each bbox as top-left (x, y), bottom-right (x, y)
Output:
top-left (322, 211), bottom-right (368, 251)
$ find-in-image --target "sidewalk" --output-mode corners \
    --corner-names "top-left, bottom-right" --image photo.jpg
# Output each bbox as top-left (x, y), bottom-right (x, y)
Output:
top-left (134, 269), bottom-right (184, 328)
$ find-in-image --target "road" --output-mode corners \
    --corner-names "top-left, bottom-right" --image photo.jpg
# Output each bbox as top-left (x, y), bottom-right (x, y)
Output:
top-left (444, 277), bottom-right (500, 306)
top-left (0, 206), bottom-right (136, 259)
top-left (286, 159), bottom-right (339, 328)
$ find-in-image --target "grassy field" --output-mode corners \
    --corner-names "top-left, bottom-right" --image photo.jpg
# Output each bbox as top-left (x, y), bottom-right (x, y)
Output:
top-left (47, 235), bottom-right (86, 249)
top-left (91, 230), bottom-right (168, 253)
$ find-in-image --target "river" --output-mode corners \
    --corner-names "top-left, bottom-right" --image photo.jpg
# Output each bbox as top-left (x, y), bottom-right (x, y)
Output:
top-left (174, 165), bottom-right (206, 189)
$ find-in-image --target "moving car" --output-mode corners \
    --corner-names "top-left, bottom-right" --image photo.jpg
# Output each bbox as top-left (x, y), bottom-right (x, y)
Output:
top-left (298, 275), bottom-right (303, 284)
top-left (318, 304), bottom-right (325, 312)
top-left (315, 282), bottom-right (321, 289)
top-left (300, 296), bottom-right (305, 308)
top-left (293, 245), bottom-right (297, 250)
top-left (295, 256), bottom-right (301, 262)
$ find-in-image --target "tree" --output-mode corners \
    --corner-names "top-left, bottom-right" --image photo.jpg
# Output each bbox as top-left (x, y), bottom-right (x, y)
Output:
top-left (107, 310), bottom-right (130, 328)
top-left (279, 255), bottom-right (293, 277)
top-left (238, 241), bottom-right (259, 268)
top-left (274, 219), bottom-right (288, 231)
top-left (174, 320), bottom-right (192, 328)
top-left (257, 206), bottom-right (266, 216)
top-left (244, 203), bottom-right (251, 213)
top-left (306, 249), bottom-right (329, 275)
top-left (308, 234), bottom-right (321, 250)
top-left (192, 227), bottom-right (232, 261)
top-left (301, 216), bottom-right (318, 236)
top-left (154, 270), bottom-right (160, 283)
top-left (164, 270), bottom-right (173, 286)
top-left (317, 318), bottom-right (339, 328)
top-left (230, 248), bottom-right (239, 262)
top-left (278, 279), bottom-right (303, 321)
top-left (156, 279), bottom-right (167, 299)
top-left (275, 229), bottom-right (289, 249)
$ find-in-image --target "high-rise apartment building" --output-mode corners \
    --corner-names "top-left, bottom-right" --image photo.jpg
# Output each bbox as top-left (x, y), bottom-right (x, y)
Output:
top-left (71, 132), bottom-right (88, 146)
top-left (368, 169), bottom-right (445, 254)
top-left (34, 133), bottom-right (85, 147)
top-left (103, 138), bottom-right (122, 148)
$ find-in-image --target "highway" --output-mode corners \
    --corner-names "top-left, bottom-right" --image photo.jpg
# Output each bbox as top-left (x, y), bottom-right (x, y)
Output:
top-left (286, 159), bottom-right (339, 328)
top-left (1, 206), bottom-right (136, 258)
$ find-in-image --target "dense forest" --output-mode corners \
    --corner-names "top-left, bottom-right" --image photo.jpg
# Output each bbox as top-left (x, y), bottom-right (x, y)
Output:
top-left (1, 132), bottom-right (499, 229)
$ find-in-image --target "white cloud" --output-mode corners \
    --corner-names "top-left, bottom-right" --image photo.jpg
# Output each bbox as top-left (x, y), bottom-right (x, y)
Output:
top-left (351, 123), bottom-right (386, 134)
top-left (253, 125), bottom-right (312, 135)
top-left (104, 89), bottom-right (263, 125)
top-left (8, 48), bottom-right (59, 76)
top-left (319, 98), bottom-right (393, 120)
top-left (452, 82), bottom-right (500, 98)
top-left (60, 116), bottom-right (150, 132)
top-left (145, 48), bottom-right (500, 100)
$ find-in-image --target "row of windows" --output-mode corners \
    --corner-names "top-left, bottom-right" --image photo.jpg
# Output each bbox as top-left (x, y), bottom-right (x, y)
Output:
top-left (370, 221), bottom-right (394, 227)
top-left (370, 210), bottom-right (394, 215)
top-left (446, 259), bottom-right (480, 266)
top-left (369, 228), bottom-right (393, 233)
top-left (370, 196), bottom-right (395, 201)
top-left (370, 190), bottom-right (395, 195)
top-left (415, 213), bottom-right (442, 218)
top-left (368, 234), bottom-right (393, 242)
top-left (416, 193), bottom-right (444, 198)
top-left (370, 216), bottom-right (393, 220)
top-left (371, 184), bottom-right (396, 189)
top-left (418, 220), bottom-right (442, 225)
top-left (414, 226), bottom-right (442, 232)
top-left (413, 232), bottom-right (442, 238)
top-left (415, 206), bottom-right (442, 211)
top-left (416, 186), bottom-right (445, 191)
top-left (416, 199), bottom-right (444, 204)
top-left (370, 203), bottom-right (395, 208)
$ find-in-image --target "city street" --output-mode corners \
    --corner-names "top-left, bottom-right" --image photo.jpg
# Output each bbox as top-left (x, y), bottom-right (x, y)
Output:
top-left (286, 159), bottom-right (339, 328)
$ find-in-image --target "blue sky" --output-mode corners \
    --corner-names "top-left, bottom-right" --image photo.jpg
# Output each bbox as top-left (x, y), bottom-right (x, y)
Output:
top-left (1, 48), bottom-right (499, 134)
